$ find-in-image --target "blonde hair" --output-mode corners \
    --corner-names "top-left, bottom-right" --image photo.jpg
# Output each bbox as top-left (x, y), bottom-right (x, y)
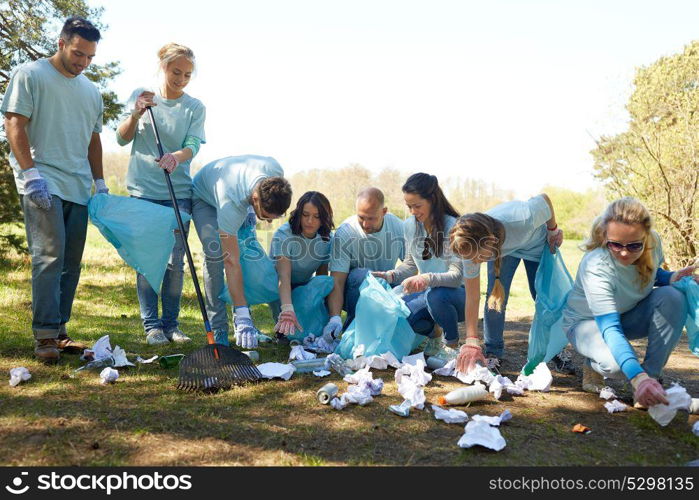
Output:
top-left (157, 43), bottom-right (195, 71)
top-left (450, 213), bottom-right (507, 312)
top-left (583, 197), bottom-right (655, 287)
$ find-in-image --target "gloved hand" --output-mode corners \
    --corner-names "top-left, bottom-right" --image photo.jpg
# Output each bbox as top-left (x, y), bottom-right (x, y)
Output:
top-left (455, 338), bottom-right (487, 374)
top-left (234, 306), bottom-right (259, 349)
top-left (275, 304), bottom-right (303, 336)
top-left (157, 153), bottom-right (179, 174)
top-left (131, 91), bottom-right (156, 118)
top-left (547, 227), bottom-right (564, 253)
top-left (670, 265), bottom-right (699, 284)
top-left (23, 167), bottom-right (52, 210)
top-left (631, 373), bottom-right (668, 407)
top-left (322, 315), bottom-right (343, 344)
top-left (371, 271), bottom-right (393, 284)
top-left (94, 178), bottom-right (109, 194)
top-left (402, 275), bottom-right (428, 294)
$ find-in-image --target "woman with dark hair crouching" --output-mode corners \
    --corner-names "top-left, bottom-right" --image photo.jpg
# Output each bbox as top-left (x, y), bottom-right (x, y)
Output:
top-left (269, 191), bottom-right (335, 339)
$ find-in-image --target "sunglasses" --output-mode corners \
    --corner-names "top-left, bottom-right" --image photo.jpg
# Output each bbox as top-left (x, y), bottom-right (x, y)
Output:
top-left (606, 240), bottom-right (645, 253)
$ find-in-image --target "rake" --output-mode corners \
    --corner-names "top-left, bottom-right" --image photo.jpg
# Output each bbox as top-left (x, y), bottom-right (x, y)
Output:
top-left (145, 106), bottom-right (261, 391)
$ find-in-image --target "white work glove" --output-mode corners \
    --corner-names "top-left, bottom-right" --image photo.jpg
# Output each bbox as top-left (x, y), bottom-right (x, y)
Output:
top-left (371, 270), bottom-right (394, 284)
top-left (131, 90), bottom-right (156, 118)
top-left (547, 226), bottom-right (563, 253)
top-left (234, 306), bottom-right (259, 349)
top-left (322, 315), bottom-right (343, 344)
top-left (23, 167), bottom-right (52, 210)
top-left (275, 304), bottom-right (303, 336)
top-left (94, 178), bottom-right (109, 194)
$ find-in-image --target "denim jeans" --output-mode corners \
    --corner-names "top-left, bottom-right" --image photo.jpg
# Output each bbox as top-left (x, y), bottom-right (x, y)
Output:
top-left (133, 197), bottom-right (191, 334)
top-left (191, 198), bottom-right (229, 339)
top-left (566, 286), bottom-right (687, 380)
top-left (483, 255), bottom-right (539, 357)
top-left (404, 286), bottom-right (466, 342)
top-left (21, 195), bottom-right (88, 339)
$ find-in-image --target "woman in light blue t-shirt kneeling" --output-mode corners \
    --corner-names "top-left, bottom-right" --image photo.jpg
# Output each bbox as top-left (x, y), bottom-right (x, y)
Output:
top-left (562, 197), bottom-right (696, 408)
top-left (270, 191), bottom-right (334, 340)
top-left (116, 43), bottom-right (206, 345)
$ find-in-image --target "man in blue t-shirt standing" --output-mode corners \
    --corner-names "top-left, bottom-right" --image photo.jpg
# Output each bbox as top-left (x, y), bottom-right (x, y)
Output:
top-left (1, 17), bottom-right (107, 362)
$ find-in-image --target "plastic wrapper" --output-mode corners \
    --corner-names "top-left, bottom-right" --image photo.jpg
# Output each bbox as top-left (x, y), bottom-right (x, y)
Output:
top-left (9, 367), bottom-right (31, 387)
top-left (457, 420), bottom-right (507, 451)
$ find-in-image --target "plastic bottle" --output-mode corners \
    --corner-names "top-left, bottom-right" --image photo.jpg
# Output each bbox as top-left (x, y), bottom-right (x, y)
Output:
top-left (438, 384), bottom-right (489, 406)
top-left (290, 358), bottom-right (328, 373)
top-left (426, 356), bottom-right (448, 370)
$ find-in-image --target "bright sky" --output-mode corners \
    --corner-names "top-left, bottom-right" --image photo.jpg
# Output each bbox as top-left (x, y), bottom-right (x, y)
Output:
top-left (90, 0), bottom-right (699, 197)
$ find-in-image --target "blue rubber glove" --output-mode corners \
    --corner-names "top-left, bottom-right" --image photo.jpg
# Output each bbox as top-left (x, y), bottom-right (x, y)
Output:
top-left (234, 306), bottom-right (259, 349)
top-left (322, 315), bottom-right (343, 344)
top-left (23, 167), bottom-right (52, 210)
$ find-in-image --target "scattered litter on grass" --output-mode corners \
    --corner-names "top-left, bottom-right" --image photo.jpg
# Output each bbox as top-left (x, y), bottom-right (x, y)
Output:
top-left (432, 405), bottom-right (468, 424)
top-left (136, 355), bottom-right (158, 364)
top-left (389, 400), bottom-right (412, 417)
top-left (457, 420), bottom-right (506, 451)
top-left (395, 358), bottom-right (431, 409)
top-left (99, 367), bottom-right (119, 385)
top-left (324, 354), bottom-right (353, 377)
top-left (439, 383), bottom-right (489, 406)
top-left (689, 398), bottom-right (699, 415)
top-left (401, 352), bottom-right (426, 367)
top-left (516, 363), bottom-right (552, 392)
top-left (472, 410), bottom-right (512, 426)
top-left (313, 370), bottom-right (331, 377)
top-left (79, 336), bottom-right (133, 369)
top-left (289, 345), bottom-right (316, 361)
top-left (257, 362), bottom-right (296, 380)
top-left (9, 367), bottom-right (31, 387)
top-left (648, 384), bottom-right (692, 427)
top-left (572, 424), bottom-right (591, 434)
top-left (317, 383), bottom-right (338, 404)
top-left (604, 400), bottom-right (628, 413)
top-left (290, 358), bottom-right (327, 373)
top-left (692, 421), bottom-right (699, 437)
top-left (303, 334), bottom-right (338, 354)
top-left (599, 386), bottom-right (617, 400)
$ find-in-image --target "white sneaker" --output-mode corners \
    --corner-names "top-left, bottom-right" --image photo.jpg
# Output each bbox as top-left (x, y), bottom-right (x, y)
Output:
top-left (146, 328), bottom-right (170, 345)
top-left (434, 344), bottom-right (459, 361)
top-left (166, 328), bottom-right (191, 343)
top-left (424, 336), bottom-right (444, 357)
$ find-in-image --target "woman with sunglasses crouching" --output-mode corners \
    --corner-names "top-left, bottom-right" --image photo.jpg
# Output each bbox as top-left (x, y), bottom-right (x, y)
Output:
top-left (562, 197), bottom-right (697, 408)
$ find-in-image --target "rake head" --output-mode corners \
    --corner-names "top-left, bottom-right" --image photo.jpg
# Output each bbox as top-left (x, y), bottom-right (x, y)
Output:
top-left (178, 344), bottom-right (262, 392)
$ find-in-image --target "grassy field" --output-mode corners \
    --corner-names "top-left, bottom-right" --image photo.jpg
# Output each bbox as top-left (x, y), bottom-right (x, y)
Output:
top-left (0, 223), bottom-right (697, 466)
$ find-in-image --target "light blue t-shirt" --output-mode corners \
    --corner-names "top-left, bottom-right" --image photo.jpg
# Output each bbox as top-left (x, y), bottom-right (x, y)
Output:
top-left (192, 155), bottom-right (284, 235)
top-left (562, 231), bottom-right (665, 331)
top-left (329, 213), bottom-right (405, 274)
top-left (462, 195), bottom-right (551, 279)
top-left (122, 87), bottom-right (206, 200)
top-left (1, 58), bottom-right (103, 205)
top-left (404, 214), bottom-right (459, 274)
top-left (269, 222), bottom-right (332, 285)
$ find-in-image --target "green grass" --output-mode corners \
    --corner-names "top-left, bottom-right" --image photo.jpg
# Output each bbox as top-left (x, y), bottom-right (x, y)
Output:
top-left (0, 223), bottom-right (696, 466)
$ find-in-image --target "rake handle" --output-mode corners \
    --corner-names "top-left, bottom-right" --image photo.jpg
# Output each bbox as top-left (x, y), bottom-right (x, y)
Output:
top-left (146, 106), bottom-right (217, 348)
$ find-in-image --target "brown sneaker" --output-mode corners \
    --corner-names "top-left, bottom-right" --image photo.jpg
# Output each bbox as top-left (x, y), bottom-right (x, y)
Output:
top-left (35, 338), bottom-right (60, 363)
top-left (56, 334), bottom-right (87, 354)
top-left (582, 363), bottom-right (605, 393)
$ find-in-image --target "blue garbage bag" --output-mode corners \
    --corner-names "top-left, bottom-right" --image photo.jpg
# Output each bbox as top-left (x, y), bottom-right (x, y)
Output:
top-left (335, 274), bottom-right (423, 360)
top-left (522, 249), bottom-right (574, 375)
top-left (88, 194), bottom-right (191, 294)
top-left (672, 276), bottom-right (699, 357)
top-left (286, 275), bottom-right (334, 342)
top-left (219, 215), bottom-right (279, 306)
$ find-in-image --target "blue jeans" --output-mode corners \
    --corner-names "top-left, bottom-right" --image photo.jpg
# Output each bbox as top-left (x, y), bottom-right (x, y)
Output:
top-left (404, 286), bottom-right (466, 342)
top-left (133, 197), bottom-right (191, 334)
top-left (21, 195), bottom-right (88, 340)
top-left (191, 198), bottom-right (229, 339)
top-left (483, 255), bottom-right (539, 357)
top-left (566, 286), bottom-right (686, 380)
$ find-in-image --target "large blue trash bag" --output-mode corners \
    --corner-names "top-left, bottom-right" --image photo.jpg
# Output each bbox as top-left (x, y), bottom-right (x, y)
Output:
top-left (88, 194), bottom-right (191, 294)
top-left (219, 213), bottom-right (279, 306)
top-left (522, 249), bottom-right (574, 375)
top-left (672, 276), bottom-right (699, 357)
top-left (335, 274), bottom-right (423, 360)
top-left (286, 275), bottom-right (334, 342)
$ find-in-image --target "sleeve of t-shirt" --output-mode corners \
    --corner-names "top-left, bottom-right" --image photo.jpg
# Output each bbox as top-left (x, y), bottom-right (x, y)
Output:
top-left (462, 259), bottom-right (481, 280)
top-left (580, 257), bottom-right (618, 316)
top-left (269, 228), bottom-right (285, 259)
top-left (0, 68), bottom-right (34, 118)
top-left (527, 194), bottom-right (552, 229)
top-left (329, 227), bottom-right (352, 274)
top-left (93, 94), bottom-right (104, 134)
top-left (217, 203), bottom-right (246, 236)
top-left (187, 101), bottom-right (207, 143)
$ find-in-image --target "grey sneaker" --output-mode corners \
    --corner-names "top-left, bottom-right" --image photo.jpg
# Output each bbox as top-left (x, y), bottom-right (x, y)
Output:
top-left (146, 328), bottom-right (170, 345)
top-left (485, 353), bottom-right (502, 372)
top-left (166, 328), bottom-right (191, 343)
top-left (551, 349), bottom-right (576, 374)
top-left (424, 336), bottom-right (444, 357)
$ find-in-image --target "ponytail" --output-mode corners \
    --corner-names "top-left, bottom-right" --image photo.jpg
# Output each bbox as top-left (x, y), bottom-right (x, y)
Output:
top-left (487, 257), bottom-right (505, 312)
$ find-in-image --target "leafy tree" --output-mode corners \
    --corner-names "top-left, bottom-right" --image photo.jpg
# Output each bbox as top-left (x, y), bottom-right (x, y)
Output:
top-left (592, 41), bottom-right (699, 267)
top-left (0, 0), bottom-right (122, 254)
top-left (541, 185), bottom-right (607, 240)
